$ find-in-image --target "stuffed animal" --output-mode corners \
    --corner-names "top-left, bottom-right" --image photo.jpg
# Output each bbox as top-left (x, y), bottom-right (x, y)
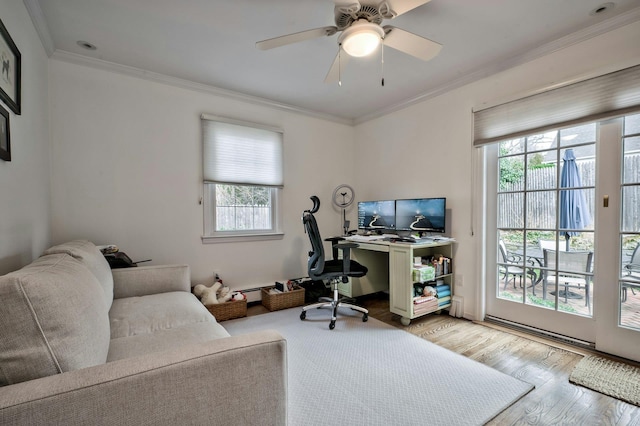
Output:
top-left (194, 281), bottom-right (236, 307)
top-left (232, 291), bottom-right (246, 301)
top-left (422, 286), bottom-right (437, 297)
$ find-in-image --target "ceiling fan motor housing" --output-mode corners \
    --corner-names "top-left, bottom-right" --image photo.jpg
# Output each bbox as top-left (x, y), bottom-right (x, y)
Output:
top-left (335, 4), bottom-right (384, 30)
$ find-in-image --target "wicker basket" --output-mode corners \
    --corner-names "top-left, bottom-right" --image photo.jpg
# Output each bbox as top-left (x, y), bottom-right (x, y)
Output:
top-left (205, 299), bottom-right (247, 321)
top-left (261, 286), bottom-right (305, 311)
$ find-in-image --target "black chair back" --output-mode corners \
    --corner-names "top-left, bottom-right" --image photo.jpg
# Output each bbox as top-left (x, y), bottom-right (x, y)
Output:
top-left (303, 212), bottom-right (325, 280)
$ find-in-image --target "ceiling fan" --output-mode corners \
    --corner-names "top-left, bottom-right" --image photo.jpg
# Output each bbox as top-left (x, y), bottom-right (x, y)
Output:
top-left (255, 0), bottom-right (443, 84)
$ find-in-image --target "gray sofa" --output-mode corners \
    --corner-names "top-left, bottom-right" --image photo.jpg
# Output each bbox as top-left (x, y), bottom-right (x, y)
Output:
top-left (0, 241), bottom-right (287, 425)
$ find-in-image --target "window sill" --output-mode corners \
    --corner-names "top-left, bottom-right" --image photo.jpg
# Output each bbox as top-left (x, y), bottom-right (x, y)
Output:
top-left (201, 232), bottom-right (284, 244)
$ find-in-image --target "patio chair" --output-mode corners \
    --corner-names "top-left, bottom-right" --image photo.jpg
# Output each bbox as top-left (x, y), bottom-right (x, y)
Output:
top-left (499, 241), bottom-right (536, 291)
top-left (622, 242), bottom-right (640, 301)
top-left (542, 249), bottom-right (593, 313)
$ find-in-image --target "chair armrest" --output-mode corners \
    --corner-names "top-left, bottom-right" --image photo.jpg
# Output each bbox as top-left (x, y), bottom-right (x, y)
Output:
top-left (334, 242), bottom-right (359, 278)
top-left (112, 264), bottom-right (190, 298)
top-left (325, 237), bottom-right (345, 260)
top-left (0, 331), bottom-right (287, 425)
top-left (335, 242), bottom-right (358, 250)
top-left (625, 263), bottom-right (640, 274)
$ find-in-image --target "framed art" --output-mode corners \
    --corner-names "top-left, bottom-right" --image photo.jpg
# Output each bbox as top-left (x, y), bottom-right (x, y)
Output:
top-left (0, 19), bottom-right (20, 115)
top-left (0, 103), bottom-right (9, 161)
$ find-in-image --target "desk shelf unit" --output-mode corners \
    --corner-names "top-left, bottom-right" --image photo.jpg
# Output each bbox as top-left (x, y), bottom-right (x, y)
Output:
top-left (389, 241), bottom-right (454, 326)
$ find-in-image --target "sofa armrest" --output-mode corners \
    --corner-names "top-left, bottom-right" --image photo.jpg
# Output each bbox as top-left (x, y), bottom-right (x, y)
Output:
top-left (112, 264), bottom-right (190, 298)
top-left (0, 330), bottom-right (287, 425)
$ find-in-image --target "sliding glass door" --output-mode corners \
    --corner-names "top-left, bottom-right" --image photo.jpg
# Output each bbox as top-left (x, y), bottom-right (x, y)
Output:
top-left (486, 123), bottom-right (596, 342)
top-left (485, 114), bottom-right (640, 360)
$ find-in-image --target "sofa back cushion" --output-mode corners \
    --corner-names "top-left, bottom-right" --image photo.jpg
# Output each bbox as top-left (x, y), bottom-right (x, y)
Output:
top-left (0, 254), bottom-right (111, 386)
top-left (44, 240), bottom-right (114, 309)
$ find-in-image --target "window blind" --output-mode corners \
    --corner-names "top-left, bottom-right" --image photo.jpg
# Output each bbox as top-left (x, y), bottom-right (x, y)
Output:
top-left (202, 115), bottom-right (283, 187)
top-left (473, 64), bottom-right (640, 147)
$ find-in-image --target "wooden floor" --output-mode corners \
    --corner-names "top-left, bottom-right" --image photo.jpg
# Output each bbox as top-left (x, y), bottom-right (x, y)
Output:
top-left (247, 294), bottom-right (640, 425)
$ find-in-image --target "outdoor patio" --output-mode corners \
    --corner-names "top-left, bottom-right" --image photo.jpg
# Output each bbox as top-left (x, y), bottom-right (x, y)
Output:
top-left (499, 275), bottom-right (640, 329)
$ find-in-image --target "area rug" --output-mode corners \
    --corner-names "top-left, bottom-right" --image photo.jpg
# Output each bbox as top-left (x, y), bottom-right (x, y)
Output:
top-left (570, 356), bottom-right (640, 406)
top-left (224, 307), bottom-right (534, 425)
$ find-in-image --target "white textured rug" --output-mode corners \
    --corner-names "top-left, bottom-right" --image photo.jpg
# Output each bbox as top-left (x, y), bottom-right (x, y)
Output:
top-left (225, 307), bottom-right (533, 425)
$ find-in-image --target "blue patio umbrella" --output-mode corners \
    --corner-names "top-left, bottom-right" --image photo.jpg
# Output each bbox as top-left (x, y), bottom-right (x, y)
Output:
top-left (559, 148), bottom-right (592, 251)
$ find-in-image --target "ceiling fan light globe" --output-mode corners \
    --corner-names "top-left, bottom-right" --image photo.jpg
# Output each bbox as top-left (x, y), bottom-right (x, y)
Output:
top-left (339, 21), bottom-right (384, 58)
top-left (343, 32), bottom-right (380, 57)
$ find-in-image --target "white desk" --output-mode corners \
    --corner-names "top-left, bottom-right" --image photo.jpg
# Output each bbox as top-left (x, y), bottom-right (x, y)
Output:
top-left (339, 237), bottom-right (455, 325)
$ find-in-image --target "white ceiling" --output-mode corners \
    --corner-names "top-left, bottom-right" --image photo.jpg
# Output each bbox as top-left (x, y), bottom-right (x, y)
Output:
top-left (27, 0), bottom-right (640, 124)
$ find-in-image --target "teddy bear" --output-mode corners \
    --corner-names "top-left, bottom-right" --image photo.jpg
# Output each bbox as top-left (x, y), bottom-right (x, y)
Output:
top-left (194, 281), bottom-right (234, 307)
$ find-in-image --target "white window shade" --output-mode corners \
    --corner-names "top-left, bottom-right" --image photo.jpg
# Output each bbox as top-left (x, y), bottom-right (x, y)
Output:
top-left (474, 65), bottom-right (640, 147)
top-left (202, 115), bottom-right (283, 187)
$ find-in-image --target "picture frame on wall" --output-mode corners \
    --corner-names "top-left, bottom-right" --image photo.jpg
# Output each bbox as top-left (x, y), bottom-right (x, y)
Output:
top-left (0, 18), bottom-right (21, 115)
top-left (0, 104), bottom-right (10, 161)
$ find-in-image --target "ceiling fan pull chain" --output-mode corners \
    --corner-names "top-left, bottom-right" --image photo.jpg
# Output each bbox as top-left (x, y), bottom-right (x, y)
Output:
top-left (338, 44), bottom-right (343, 87)
top-left (381, 40), bottom-right (385, 87)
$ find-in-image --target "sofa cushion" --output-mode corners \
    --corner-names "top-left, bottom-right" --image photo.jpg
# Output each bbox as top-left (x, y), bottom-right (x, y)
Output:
top-left (107, 322), bottom-right (231, 361)
top-left (107, 291), bottom-right (230, 361)
top-left (109, 292), bottom-right (221, 338)
top-left (44, 240), bottom-right (114, 309)
top-left (0, 254), bottom-right (111, 386)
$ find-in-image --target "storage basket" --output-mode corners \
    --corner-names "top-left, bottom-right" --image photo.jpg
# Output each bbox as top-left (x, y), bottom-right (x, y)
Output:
top-left (261, 286), bottom-right (305, 311)
top-left (205, 299), bottom-right (247, 321)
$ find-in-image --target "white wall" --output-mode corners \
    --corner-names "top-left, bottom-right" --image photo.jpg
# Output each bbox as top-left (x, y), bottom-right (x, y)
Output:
top-left (47, 18), bottom-right (640, 312)
top-left (49, 60), bottom-right (355, 286)
top-left (354, 20), bottom-right (640, 320)
top-left (0, 1), bottom-right (51, 274)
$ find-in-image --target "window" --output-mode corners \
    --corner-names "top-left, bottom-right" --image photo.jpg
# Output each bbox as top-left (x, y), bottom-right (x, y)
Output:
top-left (201, 114), bottom-right (283, 242)
top-left (495, 123), bottom-right (596, 316)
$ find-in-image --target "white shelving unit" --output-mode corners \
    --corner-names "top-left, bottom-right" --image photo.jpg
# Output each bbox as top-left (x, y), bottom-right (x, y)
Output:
top-left (336, 239), bottom-right (455, 326)
top-left (389, 241), bottom-right (454, 326)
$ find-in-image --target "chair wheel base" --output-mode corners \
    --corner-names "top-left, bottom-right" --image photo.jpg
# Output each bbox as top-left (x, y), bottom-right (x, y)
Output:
top-left (300, 311), bottom-right (306, 320)
top-left (329, 320), bottom-right (335, 330)
top-left (363, 314), bottom-right (368, 322)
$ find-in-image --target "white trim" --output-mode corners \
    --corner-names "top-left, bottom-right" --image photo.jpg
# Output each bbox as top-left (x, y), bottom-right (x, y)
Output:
top-left (473, 58), bottom-right (640, 114)
top-left (23, 0), bottom-right (55, 55)
top-left (200, 114), bottom-right (283, 134)
top-left (50, 50), bottom-right (354, 126)
top-left (201, 233), bottom-right (284, 244)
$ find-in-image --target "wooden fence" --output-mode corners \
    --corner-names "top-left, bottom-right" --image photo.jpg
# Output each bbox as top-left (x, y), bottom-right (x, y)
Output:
top-left (216, 205), bottom-right (271, 230)
top-left (499, 157), bottom-right (640, 231)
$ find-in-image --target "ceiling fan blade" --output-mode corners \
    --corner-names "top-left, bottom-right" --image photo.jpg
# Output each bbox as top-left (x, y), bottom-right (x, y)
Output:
top-left (378, 0), bottom-right (432, 19)
top-left (383, 26), bottom-right (442, 61)
top-left (324, 50), bottom-right (350, 84)
top-left (256, 26), bottom-right (338, 50)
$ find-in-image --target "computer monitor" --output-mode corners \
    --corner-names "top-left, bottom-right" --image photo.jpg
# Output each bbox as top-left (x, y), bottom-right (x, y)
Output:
top-left (357, 200), bottom-right (396, 231)
top-left (395, 197), bottom-right (446, 234)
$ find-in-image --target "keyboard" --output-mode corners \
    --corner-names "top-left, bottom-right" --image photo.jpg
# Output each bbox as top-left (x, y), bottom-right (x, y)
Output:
top-left (346, 235), bottom-right (385, 242)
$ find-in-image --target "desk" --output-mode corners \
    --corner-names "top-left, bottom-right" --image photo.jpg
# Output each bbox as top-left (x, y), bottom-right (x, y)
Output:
top-left (340, 237), bottom-right (455, 325)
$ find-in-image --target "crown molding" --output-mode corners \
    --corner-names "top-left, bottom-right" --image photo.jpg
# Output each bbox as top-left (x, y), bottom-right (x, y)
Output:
top-left (354, 7), bottom-right (640, 125)
top-left (50, 50), bottom-right (353, 126)
top-left (23, 0), bottom-right (55, 56)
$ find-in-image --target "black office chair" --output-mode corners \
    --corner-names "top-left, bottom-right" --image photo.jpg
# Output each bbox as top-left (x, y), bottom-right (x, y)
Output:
top-left (300, 196), bottom-right (369, 330)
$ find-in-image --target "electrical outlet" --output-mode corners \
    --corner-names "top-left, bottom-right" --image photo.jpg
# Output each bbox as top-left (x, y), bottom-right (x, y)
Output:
top-left (455, 274), bottom-right (463, 287)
